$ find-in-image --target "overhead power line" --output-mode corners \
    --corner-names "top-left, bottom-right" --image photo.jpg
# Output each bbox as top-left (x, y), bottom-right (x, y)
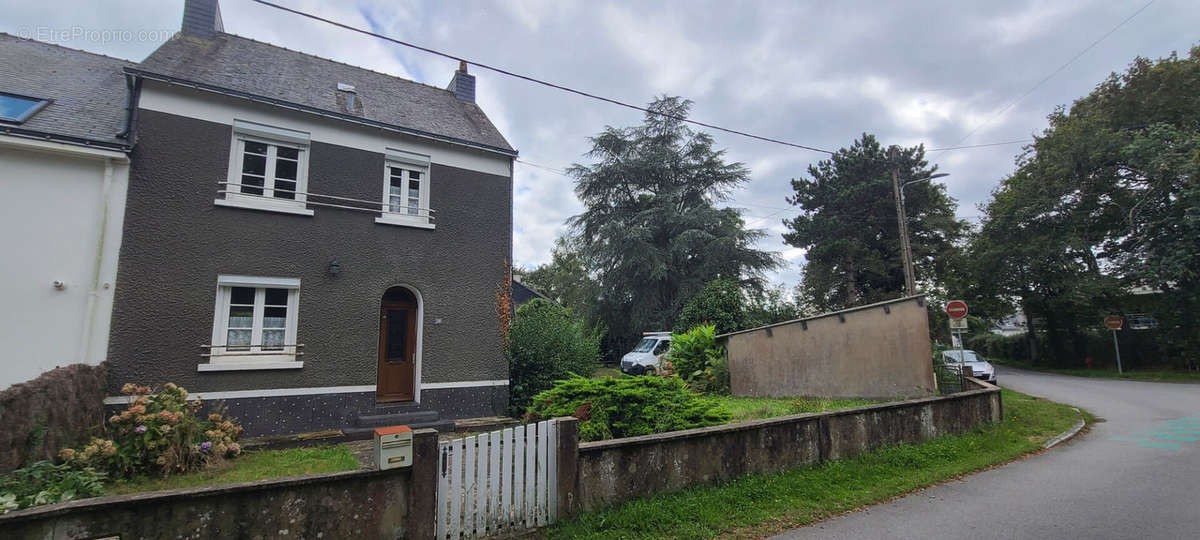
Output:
top-left (927, 139), bottom-right (1032, 152)
top-left (248, 0), bottom-right (836, 154)
top-left (249, 0), bottom-right (1053, 162)
top-left (950, 0), bottom-right (1155, 147)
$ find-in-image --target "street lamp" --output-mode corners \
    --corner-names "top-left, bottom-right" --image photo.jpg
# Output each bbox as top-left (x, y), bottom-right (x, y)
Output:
top-left (889, 147), bottom-right (948, 296)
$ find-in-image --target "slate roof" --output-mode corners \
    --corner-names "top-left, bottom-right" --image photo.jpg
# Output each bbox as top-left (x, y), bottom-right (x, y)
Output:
top-left (512, 278), bottom-right (549, 308)
top-left (0, 33), bottom-right (133, 148)
top-left (136, 32), bottom-right (515, 155)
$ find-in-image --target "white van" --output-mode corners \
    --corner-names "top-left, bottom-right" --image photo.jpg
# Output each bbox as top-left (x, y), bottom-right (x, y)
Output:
top-left (619, 332), bottom-right (672, 375)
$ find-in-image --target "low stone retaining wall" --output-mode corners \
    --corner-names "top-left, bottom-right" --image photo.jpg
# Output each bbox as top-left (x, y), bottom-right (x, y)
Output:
top-left (0, 429), bottom-right (440, 540)
top-left (571, 378), bottom-right (1000, 511)
top-left (2, 383), bottom-right (1000, 537)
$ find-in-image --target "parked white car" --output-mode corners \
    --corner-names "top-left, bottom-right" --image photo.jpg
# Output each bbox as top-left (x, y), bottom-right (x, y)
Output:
top-left (620, 332), bottom-right (672, 375)
top-left (939, 350), bottom-right (998, 385)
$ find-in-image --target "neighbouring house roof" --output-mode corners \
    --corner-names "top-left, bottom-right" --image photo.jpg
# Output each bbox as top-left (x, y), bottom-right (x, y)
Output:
top-left (512, 277), bottom-right (549, 308)
top-left (134, 32), bottom-right (515, 156)
top-left (0, 33), bottom-right (133, 150)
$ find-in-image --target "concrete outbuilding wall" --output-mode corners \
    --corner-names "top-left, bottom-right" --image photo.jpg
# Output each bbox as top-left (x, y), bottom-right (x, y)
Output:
top-left (722, 296), bottom-right (935, 400)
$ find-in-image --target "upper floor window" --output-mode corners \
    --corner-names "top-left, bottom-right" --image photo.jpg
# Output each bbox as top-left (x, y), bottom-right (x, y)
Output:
top-left (0, 92), bottom-right (50, 124)
top-left (216, 120), bottom-right (312, 216)
top-left (376, 148), bottom-right (434, 229)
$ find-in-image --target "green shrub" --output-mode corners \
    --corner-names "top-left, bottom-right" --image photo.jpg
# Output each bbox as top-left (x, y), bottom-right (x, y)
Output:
top-left (966, 333), bottom-right (1032, 362)
top-left (507, 299), bottom-right (603, 414)
top-left (525, 376), bottom-right (730, 442)
top-left (664, 325), bottom-right (730, 394)
top-left (674, 278), bottom-right (745, 335)
top-left (0, 461), bottom-right (106, 513)
top-left (59, 383), bottom-right (244, 478)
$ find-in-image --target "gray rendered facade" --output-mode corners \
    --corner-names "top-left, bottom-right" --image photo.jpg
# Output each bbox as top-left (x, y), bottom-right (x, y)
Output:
top-left (106, 103), bottom-right (513, 435)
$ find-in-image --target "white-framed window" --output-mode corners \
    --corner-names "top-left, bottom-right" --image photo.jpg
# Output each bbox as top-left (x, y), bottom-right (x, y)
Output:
top-left (376, 148), bottom-right (434, 229)
top-left (216, 120), bottom-right (313, 216)
top-left (204, 275), bottom-right (301, 370)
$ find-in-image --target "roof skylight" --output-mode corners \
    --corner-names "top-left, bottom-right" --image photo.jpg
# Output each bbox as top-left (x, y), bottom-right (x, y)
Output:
top-left (0, 92), bottom-right (50, 123)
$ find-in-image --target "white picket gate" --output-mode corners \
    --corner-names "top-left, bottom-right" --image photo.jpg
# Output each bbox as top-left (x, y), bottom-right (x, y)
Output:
top-left (436, 419), bottom-right (559, 539)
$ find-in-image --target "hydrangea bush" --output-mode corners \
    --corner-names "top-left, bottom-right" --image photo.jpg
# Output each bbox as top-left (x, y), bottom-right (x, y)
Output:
top-left (59, 382), bottom-right (243, 477)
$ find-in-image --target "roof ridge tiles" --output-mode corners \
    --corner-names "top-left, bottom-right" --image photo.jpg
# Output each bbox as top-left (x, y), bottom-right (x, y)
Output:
top-left (213, 32), bottom-right (457, 97)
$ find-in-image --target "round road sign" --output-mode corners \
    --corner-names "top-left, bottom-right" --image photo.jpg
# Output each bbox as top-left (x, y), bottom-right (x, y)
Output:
top-left (945, 300), bottom-right (968, 319)
top-left (1104, 315), bottom-right (1124, 330)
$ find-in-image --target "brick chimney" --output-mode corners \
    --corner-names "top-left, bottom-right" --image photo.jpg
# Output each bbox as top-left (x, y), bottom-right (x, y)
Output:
top-left (447, 61), bottom-right (475, 103)
top-left (181, 0), bottom-right (224, 38)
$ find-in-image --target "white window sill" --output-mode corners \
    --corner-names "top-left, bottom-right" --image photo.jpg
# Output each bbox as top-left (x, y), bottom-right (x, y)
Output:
top-left (214, 197), bottom-right (315, 217)
top-left (375, 215), bottom-right (435, 229)
top-left (198, 361), bottom-right (304, 372)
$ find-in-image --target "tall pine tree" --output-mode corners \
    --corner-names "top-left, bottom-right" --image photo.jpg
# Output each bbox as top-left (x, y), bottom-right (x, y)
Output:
top-left (568, 96), bottom-right (779, 354)
top-left (783, 134), bottom-right (965, 311)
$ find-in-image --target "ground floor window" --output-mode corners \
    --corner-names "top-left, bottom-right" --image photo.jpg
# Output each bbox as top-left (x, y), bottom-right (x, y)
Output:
top-left (208, 275), bottom-right (300, 365)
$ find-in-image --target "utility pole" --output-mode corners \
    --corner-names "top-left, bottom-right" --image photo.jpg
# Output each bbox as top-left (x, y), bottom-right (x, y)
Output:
top-left (890, 146), bottom-right (948, 297)
top-left (890, 147), bottom-right (916, 296)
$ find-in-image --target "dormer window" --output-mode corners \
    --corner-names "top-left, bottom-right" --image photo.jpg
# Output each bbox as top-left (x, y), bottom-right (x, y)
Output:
top-left (0, 92), bottom-right (50, 124)
top-left (217, 120), bottom-right (313, 216)
top-left (376, 148), bottom-right (434, 229)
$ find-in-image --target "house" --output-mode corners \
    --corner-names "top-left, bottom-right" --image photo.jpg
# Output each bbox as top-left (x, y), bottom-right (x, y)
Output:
top-left (100, 0), bottom-right (517, 435)
top-left (0, 34), bottom-right (133, 390)
top-left (512, 273), bottom-right (550, 308)
top-left (991, 312), bottom-right (1027, 337)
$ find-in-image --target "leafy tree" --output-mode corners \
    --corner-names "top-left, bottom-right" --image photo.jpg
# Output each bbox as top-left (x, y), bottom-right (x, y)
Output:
top-left (568, 96), bottom-right (780, 356)
top-left (783, 134), bottom-right (967, 312)
top-left (743, 285), bottom-right (805, 329)
top-left (970, 48), bottom-right (1200, 368)
top-left (520, 235), bottom-right (602, 325)
top-left (674, 277), bottom-right (745, 334)
top-left (506, 299), bottom-right (602, 414)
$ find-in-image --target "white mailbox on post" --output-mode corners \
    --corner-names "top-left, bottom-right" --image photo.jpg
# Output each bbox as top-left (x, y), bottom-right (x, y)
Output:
top-left (374, 425), bottom-right (413, 470)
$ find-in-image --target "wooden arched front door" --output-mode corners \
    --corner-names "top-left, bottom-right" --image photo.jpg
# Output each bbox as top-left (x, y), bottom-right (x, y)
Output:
top-left (378, 286), bottom-right (418, 402)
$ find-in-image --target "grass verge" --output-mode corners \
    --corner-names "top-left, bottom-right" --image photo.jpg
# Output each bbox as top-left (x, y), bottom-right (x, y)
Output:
top-left (592, 366), bottom-right (623, 379)
top-left (548, 388), bottom-right (1081, 539)
top-left (105, 444), bottom-right (360, 495)
top-left (992, 358), bottom-right (1200, 383)
top-left (709, 396), bottom-right (881, 423)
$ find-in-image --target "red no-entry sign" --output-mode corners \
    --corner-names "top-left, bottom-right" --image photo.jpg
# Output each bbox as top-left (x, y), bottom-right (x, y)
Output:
top-left (1104, 315), bottom-right (1124, 330)
top-left (945, 300), bottom-right (968, 319)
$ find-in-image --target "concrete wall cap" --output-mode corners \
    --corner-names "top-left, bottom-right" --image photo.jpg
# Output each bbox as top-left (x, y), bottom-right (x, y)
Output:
top-left (717, 294), bottom-right (927, 339)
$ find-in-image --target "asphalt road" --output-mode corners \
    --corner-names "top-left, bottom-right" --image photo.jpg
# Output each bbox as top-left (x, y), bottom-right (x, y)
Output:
top-left (772, 366), bottom-right (1200, 540)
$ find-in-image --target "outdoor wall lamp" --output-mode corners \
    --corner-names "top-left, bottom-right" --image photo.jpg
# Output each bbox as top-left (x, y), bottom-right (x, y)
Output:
top-left (327, 259), bottom-right (341, 275)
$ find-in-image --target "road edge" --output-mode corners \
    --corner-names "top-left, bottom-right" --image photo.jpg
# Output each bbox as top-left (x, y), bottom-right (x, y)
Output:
top-left (1042, 407), bottom-right (1085, 449)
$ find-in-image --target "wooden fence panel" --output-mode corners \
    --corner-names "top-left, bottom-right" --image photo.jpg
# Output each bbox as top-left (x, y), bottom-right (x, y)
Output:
top-left (437, 419), bottom-right (560, 538)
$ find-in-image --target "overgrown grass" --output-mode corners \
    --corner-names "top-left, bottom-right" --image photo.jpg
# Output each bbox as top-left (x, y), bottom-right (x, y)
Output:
top-left (992, 358), bottom-right (1200, 382)
top-left (592, 366), bottom-right (623, 379)
top-left (105, 445), bottom-right (360, 495)
top-left (549, 389), bottom-right (1081, 539)
top-left (709, 396), bottom-right (880, 423)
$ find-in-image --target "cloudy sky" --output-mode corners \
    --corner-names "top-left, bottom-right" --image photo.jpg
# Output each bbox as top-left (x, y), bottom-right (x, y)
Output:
top-left (5, 0), bottom-right (1196, 286)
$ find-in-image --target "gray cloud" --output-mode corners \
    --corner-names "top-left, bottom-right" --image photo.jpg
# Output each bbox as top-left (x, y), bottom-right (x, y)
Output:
top-left (5, 0), bottom-right (1196, 288)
